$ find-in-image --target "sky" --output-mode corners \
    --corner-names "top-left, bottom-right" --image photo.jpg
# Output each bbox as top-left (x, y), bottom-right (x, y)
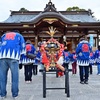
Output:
top-left (0, 0), bottom-right (100, 22)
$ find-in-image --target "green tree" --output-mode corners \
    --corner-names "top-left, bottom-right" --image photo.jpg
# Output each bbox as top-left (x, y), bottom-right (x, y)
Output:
top-left (19, 8), bottom-right (29, 12)
top-left (66, 6), bottom-right (86, 11)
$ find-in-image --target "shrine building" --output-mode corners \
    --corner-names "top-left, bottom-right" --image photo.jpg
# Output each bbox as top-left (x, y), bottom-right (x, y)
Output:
top-left (0, 0), bottom-right (100, 51)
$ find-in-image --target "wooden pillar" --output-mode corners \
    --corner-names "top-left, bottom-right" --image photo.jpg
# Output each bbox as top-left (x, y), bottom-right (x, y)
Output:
top-left (99, 30), bottom-right (100, 46)
top-left (97, 33), bottom-right (99, 46)
top-left (84, 29), bottom-right (88, 40)
top-left (63, 28), bottom-right (67, 46)
top-left (71, 32), bottom-right (75, 49)
top-left (97, 30), bottom-right (100, 46)
top-left (0, 31), bottom-right (2, 36)
top-left (34, 29), bottom-right (38, 48)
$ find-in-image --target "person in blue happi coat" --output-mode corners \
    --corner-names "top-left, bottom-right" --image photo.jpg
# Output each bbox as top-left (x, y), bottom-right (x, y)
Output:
top-left (33, 48), bottom-right (41, 75)
top-left (76, 38), bottom-right (92, 84)
top-left (94, 45), bottom-right (100, 75)
top-left (63, 46), bottom-right (71, 70)
top-left (21, 40), bottom-right (36, 83)
top-left (89, 50), bottom-right (95, 74)
top-left (70, 49), bottom-right (77, 75)
top-left (0, 31), bottom-right (26, 99)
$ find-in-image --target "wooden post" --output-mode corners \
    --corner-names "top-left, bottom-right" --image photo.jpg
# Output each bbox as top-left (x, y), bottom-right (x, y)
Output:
top-left (35, 35), bottom-right (38, 48)
top-left (97, 32), bottom-right (99, 46)
top-left (97, 30), bottom-right (100, 46)
top-left (84, 29), bottom-right (88, 40)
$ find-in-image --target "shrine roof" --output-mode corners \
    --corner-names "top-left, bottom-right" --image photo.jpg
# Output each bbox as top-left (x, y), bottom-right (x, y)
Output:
top-left (2, 11), bottom-right (98, 23)
top-left (1, 1), bottom-right (99, 24)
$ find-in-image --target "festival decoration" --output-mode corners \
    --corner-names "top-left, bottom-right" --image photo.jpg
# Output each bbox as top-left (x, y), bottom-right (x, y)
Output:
top-left (45, 26), bottom-right (58, 37)
top-left (40, 26), bottom-right (65, 72)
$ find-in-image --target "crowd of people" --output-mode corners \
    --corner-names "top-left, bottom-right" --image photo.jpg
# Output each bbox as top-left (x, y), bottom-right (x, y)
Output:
top-left (0, 31), bottom-right (100, 99)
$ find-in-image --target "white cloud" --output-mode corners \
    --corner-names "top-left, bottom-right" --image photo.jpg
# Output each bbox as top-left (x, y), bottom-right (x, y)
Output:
top-left (0, 0), bottom-right (100, 21)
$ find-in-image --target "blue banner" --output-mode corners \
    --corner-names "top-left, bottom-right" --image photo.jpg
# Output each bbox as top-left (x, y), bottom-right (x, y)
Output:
top-left (89, 34), bottom-right (94, 47)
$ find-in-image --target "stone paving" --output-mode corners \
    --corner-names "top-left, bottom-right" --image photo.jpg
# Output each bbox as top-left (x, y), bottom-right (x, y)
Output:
top-left (1, 65), bottom-right (100, 100)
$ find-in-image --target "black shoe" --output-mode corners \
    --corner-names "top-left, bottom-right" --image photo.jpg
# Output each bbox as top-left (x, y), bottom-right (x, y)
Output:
top-left (80, 81), bottom-right (84, 84)
top-left (84, 81), bottom-right (88, 84)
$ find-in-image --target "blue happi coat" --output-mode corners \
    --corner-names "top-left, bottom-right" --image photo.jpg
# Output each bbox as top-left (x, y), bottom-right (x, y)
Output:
top-left (21, 43), bottom-right (36, 65)
top-left (33, 50), bottom-right (41, 65)
top-left (89, 52), bottom-right (95, 65)
top-left (94, 50), bottom-right (100, 64)
top-left (63, 50), bottom-right (71, 63)
top-left (76, 40), bottom-right (92, 66)
top-left (0, 32), bottom-right (26, 60)
top-left (70, 52), bottom-right (77, 63)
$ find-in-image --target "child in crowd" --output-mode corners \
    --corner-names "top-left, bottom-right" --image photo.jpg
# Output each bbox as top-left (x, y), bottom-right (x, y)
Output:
top-left (33, 49), bottom-right (41, 75)
top-left (89, 50), bottom-right (95, 74)
top-left (94, 45), bottom-right (100, 75)
top-left (63, 46), bottom-right (71, 70)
